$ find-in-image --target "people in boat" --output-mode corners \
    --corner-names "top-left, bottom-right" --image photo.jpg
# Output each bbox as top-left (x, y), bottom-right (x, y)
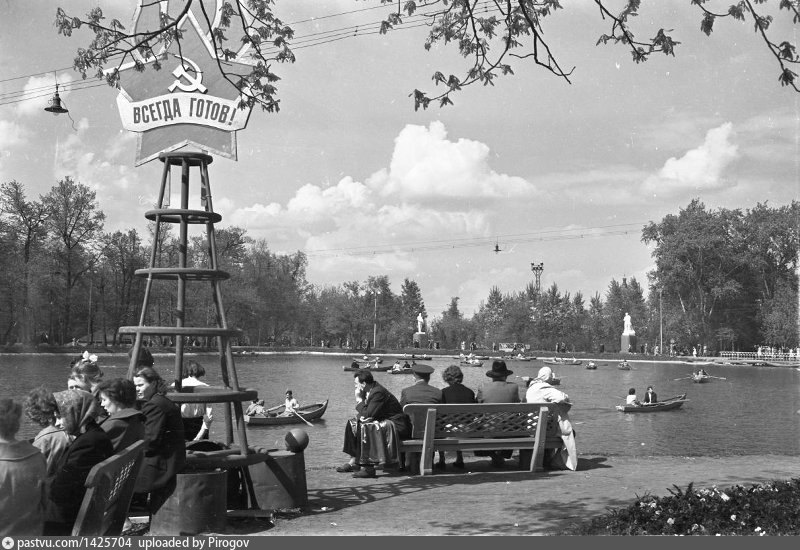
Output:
top-left (277, 390), bottom-right (299, 417)
top-left (643, 386), bottom-right (658, 404)
top-left (437, 365), bottom-right (475, 470)
top-left (350, 359), bottom-right (360, 369)
top-left (621, 359), bottom-right (630, 368)
top-left (245, 399), bottom-right (266, 416)
top-left (626, 387), bottom-right (641, 406)
top-left (337, 371), bottom-right (410, 478)
top-left (525, 366), bottom-right (577, 471)
top-left (698, 368), bottom-right (708, 376)
top-left (403, 360), bottom-right (411, 369)
top-left (476, 360), bottom-right (519, 468)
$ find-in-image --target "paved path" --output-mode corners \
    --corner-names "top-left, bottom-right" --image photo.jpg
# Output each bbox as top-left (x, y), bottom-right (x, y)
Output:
top-left (220, 454), bottom-right (799, 536)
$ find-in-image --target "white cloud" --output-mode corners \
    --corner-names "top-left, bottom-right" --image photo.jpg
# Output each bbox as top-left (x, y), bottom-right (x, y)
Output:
top-left (367, 121), bottom-right (537, 201)
top-left (641, 122), bottom-right (738, 196)
top-left (0, 119), bottom-right (26, 149)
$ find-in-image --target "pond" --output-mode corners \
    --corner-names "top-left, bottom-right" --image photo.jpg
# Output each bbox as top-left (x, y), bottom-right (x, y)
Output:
top-left (2, 353), bottom-right (798, 470)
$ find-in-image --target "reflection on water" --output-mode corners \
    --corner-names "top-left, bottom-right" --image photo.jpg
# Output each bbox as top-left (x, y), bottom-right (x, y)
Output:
top-left (2, 353), bottom-right (799, 469)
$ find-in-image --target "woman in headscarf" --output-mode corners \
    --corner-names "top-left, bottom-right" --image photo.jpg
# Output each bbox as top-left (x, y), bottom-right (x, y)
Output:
top-left (43, 389), bottom-right (114, 535)
top-left (132, 367), bottom-right (186, 516)
top-left (524, 366), bottom-right (577, 471)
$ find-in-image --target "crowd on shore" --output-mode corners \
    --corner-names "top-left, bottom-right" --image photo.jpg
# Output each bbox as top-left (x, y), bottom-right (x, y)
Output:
top-left (0, 348), bottom-right (213, 537)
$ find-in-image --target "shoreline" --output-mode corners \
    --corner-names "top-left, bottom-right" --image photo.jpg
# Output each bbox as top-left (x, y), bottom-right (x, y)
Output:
top-left (211, 453), bottom-right (800, 536)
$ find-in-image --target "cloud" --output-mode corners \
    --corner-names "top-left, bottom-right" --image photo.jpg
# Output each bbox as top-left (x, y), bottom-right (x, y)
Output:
top-left (641, 122), bottom-right (738, 196)
top-left (367, 121), bottom-right (537, 201)
top-left (0, 119), bottom-right (26, 150)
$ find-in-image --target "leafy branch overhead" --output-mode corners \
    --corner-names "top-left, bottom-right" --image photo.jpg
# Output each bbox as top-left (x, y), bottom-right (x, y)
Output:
top-left (55, 0), bottom-right (799, 112)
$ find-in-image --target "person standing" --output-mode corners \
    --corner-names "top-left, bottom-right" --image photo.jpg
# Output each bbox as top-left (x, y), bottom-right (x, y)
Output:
top-left (476, 360), bottom-right (520, 467)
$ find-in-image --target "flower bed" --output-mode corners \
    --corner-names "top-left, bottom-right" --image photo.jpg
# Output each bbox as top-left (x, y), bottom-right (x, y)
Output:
top-left (570, 478), bottom-right (800, 536)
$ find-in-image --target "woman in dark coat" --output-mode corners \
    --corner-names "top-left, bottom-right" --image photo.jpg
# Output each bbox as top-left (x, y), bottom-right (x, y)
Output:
top-left (97, 378), bottom-right (146, 452)
top-left (437, 365), bottom-right (475, 469)
top-left (44, 389), bottom-right (114, 535)
top-left (132, 367), bottom-right (186, 515)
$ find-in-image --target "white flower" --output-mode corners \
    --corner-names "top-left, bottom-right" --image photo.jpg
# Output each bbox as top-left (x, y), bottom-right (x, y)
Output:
top-left (730, 515), bottom-right (736, 521)
top-left (720, 493), bottom-right (730, 501)
top-left (754, 527), bottom-right (762, 533)
top-left (667, 518), bottom-right (674, 525)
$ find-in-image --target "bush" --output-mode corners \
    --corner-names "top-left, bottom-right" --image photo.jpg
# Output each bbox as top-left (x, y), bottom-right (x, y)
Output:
top-left (570, 479), bottom-right (800, 536)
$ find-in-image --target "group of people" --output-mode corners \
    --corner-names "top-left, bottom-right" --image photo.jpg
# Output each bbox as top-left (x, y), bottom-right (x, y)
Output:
top-left (0, 348), bottom-right (218, 536)
top-left (626, 386), bottom-right (658, 406)
top-left (336, 359), bottom-right (578, 478)
top-left (246, 390), bottom-right (300, 417)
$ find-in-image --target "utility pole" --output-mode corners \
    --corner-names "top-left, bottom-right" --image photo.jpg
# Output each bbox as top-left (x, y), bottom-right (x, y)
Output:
top-left (373, 290), bottom-right (380, 348)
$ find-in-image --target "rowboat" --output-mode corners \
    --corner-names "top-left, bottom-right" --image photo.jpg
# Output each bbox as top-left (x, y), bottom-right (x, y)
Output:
top-left (617, 362), bottom-right (631, 370)
top-left (402, 354), bottom-right (432, 361)
top-left (692, 373), bottom-right (710, 383)
top-left (616, 394), bottom-right (687, 413)
top-left (342, 364), bottom-right (391, 372)
top-left (353, 356), bottom-right (383, 364)
top-left (390, 366), bottom-right (415, 375)
top-left (508, 355), bottom-right (533, 362)
top-left (585, 362), bottom-right (597, 370)
top-left (459, 360), bottom-right (484, 367)
top-left (245, 400), bottom-right (329, 425)
top-left (543, 357), bottom-right (582, 366)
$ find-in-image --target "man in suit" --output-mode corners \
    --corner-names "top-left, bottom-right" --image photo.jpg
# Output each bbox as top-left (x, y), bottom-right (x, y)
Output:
top-left (643, 386), bottom-right (658, 404)
top-left (337, 370), bottom-right (408, 478)
top-left (475, 360), bottom-right (520, 468)
top-left (399, 363), bottom-right (442, 474)
top-left (400, 363), bottom-right (442, 407)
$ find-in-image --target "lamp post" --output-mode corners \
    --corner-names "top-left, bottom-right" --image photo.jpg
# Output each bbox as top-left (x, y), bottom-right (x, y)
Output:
top-left (373, 290), bottom-right (380, 348)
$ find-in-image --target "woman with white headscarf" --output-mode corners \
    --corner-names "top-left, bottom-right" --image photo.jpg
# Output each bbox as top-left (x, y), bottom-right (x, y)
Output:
top-left (43, 389), bottom-right (114, 535)
top-left (524, 366), bottom-right (577, 471)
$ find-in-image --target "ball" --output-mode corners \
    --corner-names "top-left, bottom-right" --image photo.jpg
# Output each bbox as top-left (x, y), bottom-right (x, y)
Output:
top-left (284, 428), bottom-right (309, 452)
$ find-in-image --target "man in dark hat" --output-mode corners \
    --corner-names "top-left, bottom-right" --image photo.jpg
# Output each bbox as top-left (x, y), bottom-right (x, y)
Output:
top-left (475, 360), bottom-right (520, 468)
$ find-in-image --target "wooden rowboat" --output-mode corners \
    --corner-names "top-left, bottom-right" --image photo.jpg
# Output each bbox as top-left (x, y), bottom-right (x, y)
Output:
top-left (692, 373), bottom-right (710, 383)
top-left (616, 393), bottom-right (687, 413)
top-left (342, 364), bottom-right (391, 372)
top-left (618, 362), bottom-right (631, 370)
top-left (543, 357), bottom-right (582, 366)
top-left (459, 360), bottom-right (484, 367)
top-left (245, 399), bottom-right (329, 425)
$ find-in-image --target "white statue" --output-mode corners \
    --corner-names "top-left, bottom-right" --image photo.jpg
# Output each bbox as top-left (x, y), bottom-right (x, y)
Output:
top-left (623, 312), bottom-right (634, 335)
top-left (417, 312), bottom-right (424, 333)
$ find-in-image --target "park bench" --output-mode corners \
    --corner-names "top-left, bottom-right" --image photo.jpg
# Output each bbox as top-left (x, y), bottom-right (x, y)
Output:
top-left (398, 402), bottom-right (562, 476)
top-left (72, 440), bottom-right (146, 536)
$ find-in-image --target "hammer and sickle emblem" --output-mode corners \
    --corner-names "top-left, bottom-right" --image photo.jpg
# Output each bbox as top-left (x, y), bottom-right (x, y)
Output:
top-left (168, 57), bottom-right (207, 93)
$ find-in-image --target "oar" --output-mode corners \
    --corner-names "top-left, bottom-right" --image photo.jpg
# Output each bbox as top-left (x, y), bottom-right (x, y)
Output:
top-left (708, 375), bottom-right (727, 380)
top-left (292, 408), bottom-right (313, 427)
top-left (673, 376), bottom-right (692, 381)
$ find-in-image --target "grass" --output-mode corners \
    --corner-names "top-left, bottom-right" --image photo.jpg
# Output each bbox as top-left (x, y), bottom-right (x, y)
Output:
top-left (563, 478), bottom-right (800, 536)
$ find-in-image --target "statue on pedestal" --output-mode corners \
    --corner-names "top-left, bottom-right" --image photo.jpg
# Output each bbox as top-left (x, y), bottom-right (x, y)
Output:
top-left (623, 312), bottom-right (635, 335)
top-left (417, 312), bottom-right (424, 334)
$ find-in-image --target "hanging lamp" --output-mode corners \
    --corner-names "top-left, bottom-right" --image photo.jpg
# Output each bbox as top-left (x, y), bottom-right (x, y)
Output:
top-left (44, 83), bottom-right (68, 115)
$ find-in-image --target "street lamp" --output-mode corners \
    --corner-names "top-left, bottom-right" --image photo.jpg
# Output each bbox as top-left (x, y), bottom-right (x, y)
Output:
top-left (373, 290), bottom-right (380, 349)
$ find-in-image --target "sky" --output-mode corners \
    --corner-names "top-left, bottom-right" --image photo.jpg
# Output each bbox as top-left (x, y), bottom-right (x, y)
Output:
top-left (0, 0), bottom-right (797, 320)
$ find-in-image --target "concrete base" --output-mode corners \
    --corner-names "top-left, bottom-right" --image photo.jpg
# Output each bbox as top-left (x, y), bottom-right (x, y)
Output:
top-left (150, 470), bottom-right (227, 535)
top-left (620, 333), bottom-right (637, 353)
top-left (249, 450), bottom-right (308, 510)
top-left (413, 332), bottom-right (428, 349)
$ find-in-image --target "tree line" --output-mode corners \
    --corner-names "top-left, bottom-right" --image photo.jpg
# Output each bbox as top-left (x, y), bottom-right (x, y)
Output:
top-left (1, 178), bottom-right (796, 353)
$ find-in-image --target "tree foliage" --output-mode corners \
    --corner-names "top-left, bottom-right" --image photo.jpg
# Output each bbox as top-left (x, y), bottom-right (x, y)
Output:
top-left (54, 0), bottom-right (800, 112)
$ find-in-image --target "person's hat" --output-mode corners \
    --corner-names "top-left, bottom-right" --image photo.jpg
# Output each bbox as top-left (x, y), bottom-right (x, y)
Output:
top-left (536, 366), bottom-right (553, 382)
top-left (411, 363), bottom-right (434, 375)
top-left (486, 360), bottom-right (513, 379)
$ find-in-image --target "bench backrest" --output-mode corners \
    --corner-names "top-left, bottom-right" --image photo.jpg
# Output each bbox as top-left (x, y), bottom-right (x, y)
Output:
top-left (72, 440), bottom-right (147, 536)
top-left (402, 403), bottom-right (552, 439)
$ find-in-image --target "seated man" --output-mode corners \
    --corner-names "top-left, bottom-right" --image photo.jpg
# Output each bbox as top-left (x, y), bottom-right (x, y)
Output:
top-left (277, 390), bottom-right (299, 417)
top-left (399, 363), bottom-right (442, 474)
top-left (245, 399), bottom-right (266, 416)
top-left (643, 386), bottom-right (658, 404)
top-left (475, 360), bottom-right (520, 468)
top-left (337, 371), bottom-right (409, 479)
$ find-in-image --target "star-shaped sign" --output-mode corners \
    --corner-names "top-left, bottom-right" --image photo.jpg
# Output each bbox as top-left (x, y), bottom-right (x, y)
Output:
top-left (115, 9), bottom-right (254, 165)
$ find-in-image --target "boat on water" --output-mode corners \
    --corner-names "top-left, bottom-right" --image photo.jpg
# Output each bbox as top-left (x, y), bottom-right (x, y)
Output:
top-left (617, 362), bottom-right (632, 370)
top-left (353, 355), bottom-right (383, 364)
top-left (342, 364), bottom-right (391, 372)
top-left (616, 394), bottom-right (687, 413)
top-left (402, 354), bottom-right (432, 361)
top-left (542, 357), bottom-right (582, 366)
top-left (389, 366), bottom-right (414, 375)
top-left (508, 354), bottom-right (534, 362)
top-left (586, 362), bottom-right (597, 370)
top-left (245, 400), bottom-right (329, 425)
top-left (459, 359), bottom-right (484, 367)
top-left (692, 372), bottom-right (710, 383)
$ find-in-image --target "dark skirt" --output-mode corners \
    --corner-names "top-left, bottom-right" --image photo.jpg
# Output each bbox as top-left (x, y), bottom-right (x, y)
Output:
top-left (182, 417), bottom-right (207, 441)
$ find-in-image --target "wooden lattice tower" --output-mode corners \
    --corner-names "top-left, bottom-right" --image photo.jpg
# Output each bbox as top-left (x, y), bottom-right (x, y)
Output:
top-left (120, 151), bottom-right (257, 451)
